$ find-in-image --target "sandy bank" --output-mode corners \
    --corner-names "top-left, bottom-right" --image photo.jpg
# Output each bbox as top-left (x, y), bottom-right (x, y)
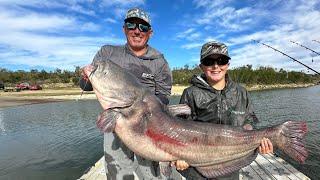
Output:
top-left (0, 88), bottom-right (96, 108)
top-left (245, 83), bottom-right (315, 91)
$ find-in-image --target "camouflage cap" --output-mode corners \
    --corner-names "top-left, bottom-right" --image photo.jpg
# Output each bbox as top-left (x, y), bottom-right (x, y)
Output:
top-left (125, 8), bottom-right (151, 26)
top-left (200, 41), bottom-right (230, 62)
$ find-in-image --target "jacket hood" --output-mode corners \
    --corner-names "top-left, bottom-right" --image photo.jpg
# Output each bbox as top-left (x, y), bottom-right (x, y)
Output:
top-left (190, 73), bottom-right (235, 92)
top-left (125, 44), bottom-right (164, 60)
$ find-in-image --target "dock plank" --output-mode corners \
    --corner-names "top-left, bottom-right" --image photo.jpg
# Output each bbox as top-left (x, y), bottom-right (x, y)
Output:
top-left (251, 159), bottom-right (274, 180)
top-left (255, 154), bottom-right (291, 180)
top-left (79, 154), bottom-right (309, 180)
top-left (240, 163), bottom-right (263, 180)
top-left (79, 157), bottom-right (106, 180)
top-left (263, 154), bottom-right (310, 180)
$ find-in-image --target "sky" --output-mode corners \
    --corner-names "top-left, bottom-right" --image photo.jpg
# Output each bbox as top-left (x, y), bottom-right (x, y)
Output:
top-left (0, 0), bottom-right (320, 73)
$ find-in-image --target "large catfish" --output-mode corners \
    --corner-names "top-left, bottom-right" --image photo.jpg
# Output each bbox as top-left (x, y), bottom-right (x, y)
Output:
top-left (83, 60), bottom-right (308, 178)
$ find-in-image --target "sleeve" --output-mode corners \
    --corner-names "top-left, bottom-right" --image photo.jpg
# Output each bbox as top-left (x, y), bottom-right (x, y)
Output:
top-left (154, 57), bottom-right (172, 105)
top-left (79, 46), bottom-right (111, 91)
top-left (156, 93), bottom-right (169, 105)
top-left (179, 88), bottom-right (197, 120)
top-left (243, 90), bottom-right (259, 128)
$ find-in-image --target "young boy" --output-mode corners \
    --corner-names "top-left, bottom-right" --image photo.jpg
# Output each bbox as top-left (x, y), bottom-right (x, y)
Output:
top-left (173, 41), bottom-right (273, 180)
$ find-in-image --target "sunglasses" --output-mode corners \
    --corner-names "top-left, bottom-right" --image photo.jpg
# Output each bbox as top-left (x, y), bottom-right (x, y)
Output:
top-left (125, 22), bottom-right (151, 32)
top-left (201, 58), bottom-right (229, 66)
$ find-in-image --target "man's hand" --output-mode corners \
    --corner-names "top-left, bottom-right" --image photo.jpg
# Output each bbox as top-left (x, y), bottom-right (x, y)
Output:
top-left (259, 137), bottom-right (273, 154)
top-left (171, 160), bottom-right (189, 171)
top-left (81, 68), bottom-right (89, 81)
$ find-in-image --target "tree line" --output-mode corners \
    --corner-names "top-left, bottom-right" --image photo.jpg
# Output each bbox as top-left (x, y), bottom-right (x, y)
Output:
top-left (0, 65), bottom-right (318, 87)
top-left (173, 64), bottom-right (318, 85)
top-left (0, 67), bottom-right (81, 86)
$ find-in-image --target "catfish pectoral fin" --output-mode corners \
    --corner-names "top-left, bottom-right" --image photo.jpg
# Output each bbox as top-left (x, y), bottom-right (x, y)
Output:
top-left (196, 150), bottom-right (258, 178)
top-left (97, 109), bottom-right (120, 133)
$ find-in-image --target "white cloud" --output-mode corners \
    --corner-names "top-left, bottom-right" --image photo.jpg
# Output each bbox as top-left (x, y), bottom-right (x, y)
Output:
top-left (176, 28), bottom-right (195, 39)
top-left (100, 0), bottom-right (146, 19)
top-left (81, 22), bottom-right (101, 32)
top-left (0, 33), bottom-right (124, 69)
top-left (0, 1), bottom-right (94, 16)
top-left (193, 0), bottom-right (231, 9)
top-left (0, 11), bottom-right (75, 31)
top-left (176, 28), bottom-right (202, 41)
top-left (181, 43), bottom-right (203, 50)
top-left (0, 0), bottom-right (126, 70)
top-left (193, 1), bottom-right (255, 31)
top-left (101, 0), bottom-right (145, 7)
top-left (1, 0), bottom-right (319, 73)
top-left (105, 18), bottom-right (117, 24)
top-left (178, 0), bottom-right (320, 73)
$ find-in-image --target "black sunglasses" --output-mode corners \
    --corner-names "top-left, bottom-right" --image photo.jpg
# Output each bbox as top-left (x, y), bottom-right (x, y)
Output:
top-left (201, 57), bottom-right (229, 66)
top-left (125, 22), bottom-right (151, 33)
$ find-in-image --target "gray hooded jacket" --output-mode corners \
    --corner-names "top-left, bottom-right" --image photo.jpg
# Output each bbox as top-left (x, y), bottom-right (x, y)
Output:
top-left (80, 44), bottom-right (172, 104)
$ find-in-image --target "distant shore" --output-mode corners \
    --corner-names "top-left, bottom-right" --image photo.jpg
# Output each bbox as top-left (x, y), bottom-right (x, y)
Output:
top-left (171, 83), bottom-right (316, 95)
top-left (0, 83), bottom-right (316, 108)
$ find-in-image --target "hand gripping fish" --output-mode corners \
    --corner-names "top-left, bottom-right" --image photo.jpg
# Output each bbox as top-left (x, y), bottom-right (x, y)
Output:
top-left (83, 60), bottom-right (308, 178)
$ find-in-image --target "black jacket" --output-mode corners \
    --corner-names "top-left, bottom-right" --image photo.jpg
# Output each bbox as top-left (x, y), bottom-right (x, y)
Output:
top-left (80, 44), bottom-right (172, 104)
top-left (179, 74), bottom-right (258, 127)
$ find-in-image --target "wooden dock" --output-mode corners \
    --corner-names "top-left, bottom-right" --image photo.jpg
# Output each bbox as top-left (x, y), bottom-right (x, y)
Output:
top-left (79, 154), bottom-right (310, 180)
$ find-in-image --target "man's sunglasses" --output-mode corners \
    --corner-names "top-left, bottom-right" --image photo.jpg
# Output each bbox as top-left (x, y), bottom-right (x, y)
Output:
top-left (201, 58), bottom-right (229, 66)
top-left (125, 22), bottom-right (151, 32)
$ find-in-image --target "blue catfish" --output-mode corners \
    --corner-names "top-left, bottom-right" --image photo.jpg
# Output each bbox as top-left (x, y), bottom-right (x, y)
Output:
top-left (83, 60), bottom-right (308, 178)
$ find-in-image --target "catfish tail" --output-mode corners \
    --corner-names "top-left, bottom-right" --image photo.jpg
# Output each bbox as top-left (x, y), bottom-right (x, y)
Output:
top-left (276, 121), bottom-right (308, 163)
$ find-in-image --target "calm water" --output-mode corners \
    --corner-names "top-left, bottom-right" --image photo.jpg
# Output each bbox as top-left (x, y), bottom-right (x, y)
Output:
top-left (0, 86), bottom-right (319, 180)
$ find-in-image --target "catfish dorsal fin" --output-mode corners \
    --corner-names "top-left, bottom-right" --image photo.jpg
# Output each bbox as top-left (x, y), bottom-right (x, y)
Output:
top-left (196, 150), bottom-right (258, 178)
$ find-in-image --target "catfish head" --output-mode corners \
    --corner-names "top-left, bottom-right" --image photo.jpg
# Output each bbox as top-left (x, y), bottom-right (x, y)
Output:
top-left (83, 60), bottom-right (144, 110)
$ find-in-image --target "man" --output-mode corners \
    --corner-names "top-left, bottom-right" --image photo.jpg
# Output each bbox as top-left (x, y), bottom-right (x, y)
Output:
top-left (174, 41), bottom-right (273, 179)
top-left (80, 7), bottom-right (172, 180)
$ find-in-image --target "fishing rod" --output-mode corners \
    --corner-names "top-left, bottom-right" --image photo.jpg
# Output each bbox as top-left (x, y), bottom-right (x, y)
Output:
top-left (252, 40), bottom-right (320, 75)
top-left (290, 40), bottom-right (320, 56)
top-left (312, 40), bottom-right (320, 44)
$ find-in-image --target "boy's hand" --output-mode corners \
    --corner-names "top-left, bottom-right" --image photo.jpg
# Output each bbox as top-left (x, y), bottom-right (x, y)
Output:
top-left (243, 124), bottom-right (253, 130)
top-left (243, 124), bottom-right (273, 154)
top-left (259, 137), bottom-right (273, 154)
top-left (171, 160), bottom-right (189, 171)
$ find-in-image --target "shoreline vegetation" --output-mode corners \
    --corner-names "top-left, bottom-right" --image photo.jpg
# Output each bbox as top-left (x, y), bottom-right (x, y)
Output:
top-left (1, 64), bottom-right (318, 108)
top-left (0, 83), bottom-right (316, 109)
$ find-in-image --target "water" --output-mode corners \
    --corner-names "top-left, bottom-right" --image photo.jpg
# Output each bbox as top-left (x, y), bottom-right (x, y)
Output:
top-left (0, 86), bottom-right (319, 180)
top-left (0, 100), bottom-right (104, 180)
top-left (250, 86), bottom-right (320, 180)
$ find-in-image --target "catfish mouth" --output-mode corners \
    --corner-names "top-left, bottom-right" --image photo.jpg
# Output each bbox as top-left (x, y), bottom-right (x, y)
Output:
top-left (83, 64), bottom-right (110, 109)
top-left (83, 64), bottom-right (101, 98)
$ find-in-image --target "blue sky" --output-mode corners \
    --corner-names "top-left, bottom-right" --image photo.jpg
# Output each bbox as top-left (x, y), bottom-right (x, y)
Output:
top-left (0, 0), bottom-right (320, 73)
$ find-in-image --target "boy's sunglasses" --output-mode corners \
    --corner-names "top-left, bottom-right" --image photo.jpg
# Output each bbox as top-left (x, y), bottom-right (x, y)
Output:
top-left (125, 22), bottom-right (151, 33)
top-left (201, 58), bottom-right (229, 66)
